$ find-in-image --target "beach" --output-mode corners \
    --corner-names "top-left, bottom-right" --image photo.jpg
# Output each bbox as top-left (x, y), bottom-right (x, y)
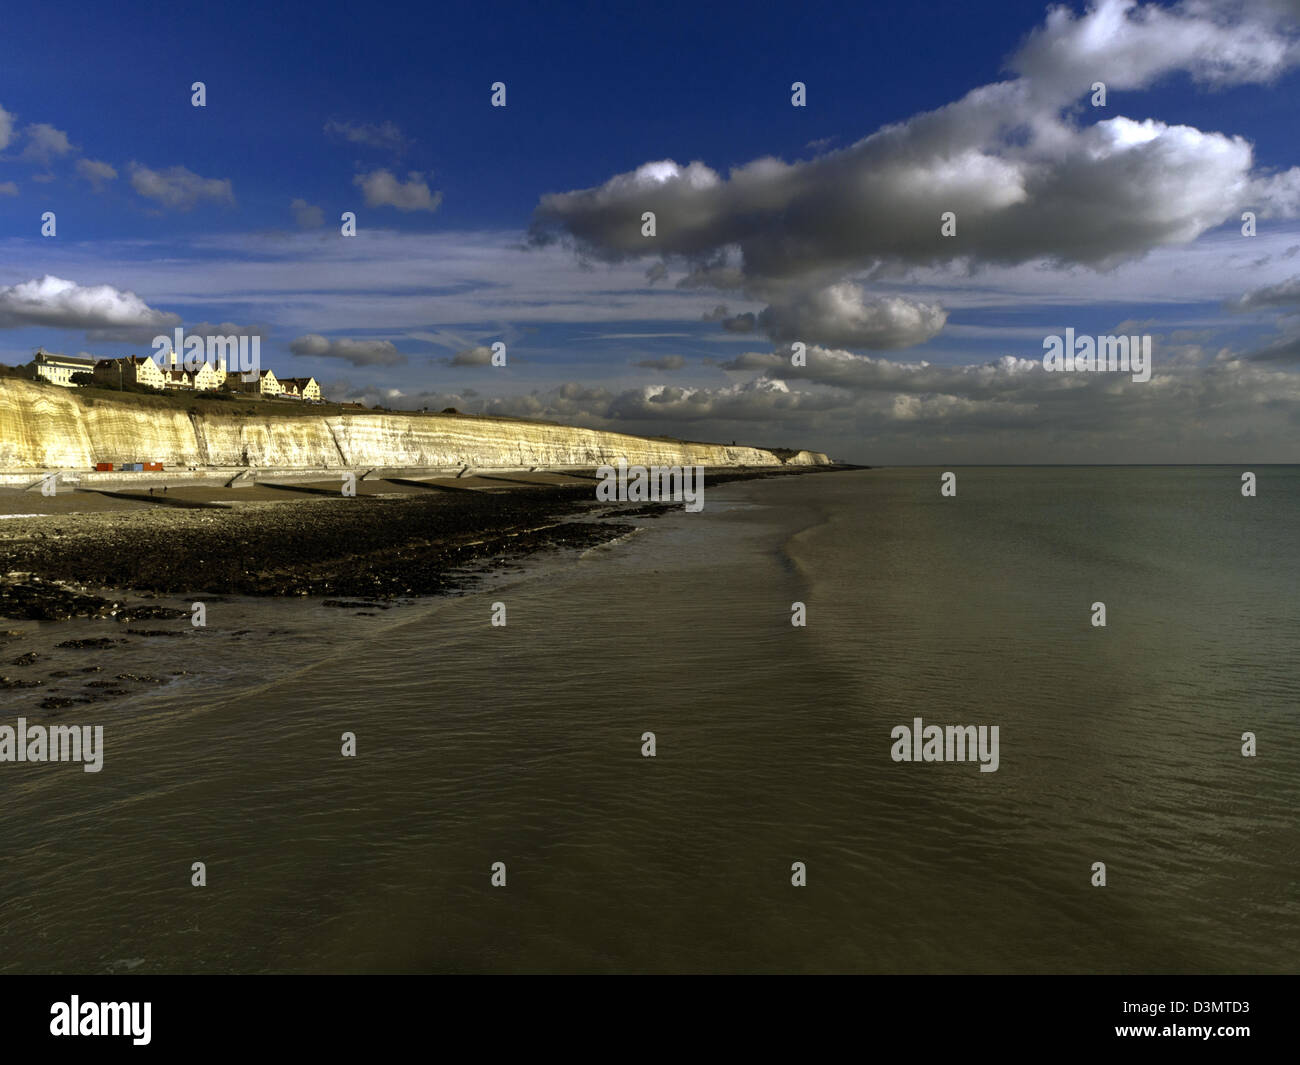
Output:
top-left (0, 465), bottom-right (839, 611)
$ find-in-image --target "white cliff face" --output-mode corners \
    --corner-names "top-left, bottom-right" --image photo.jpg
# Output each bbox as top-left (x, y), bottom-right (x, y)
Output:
top-left (0, 379), bottom-right (831, 470)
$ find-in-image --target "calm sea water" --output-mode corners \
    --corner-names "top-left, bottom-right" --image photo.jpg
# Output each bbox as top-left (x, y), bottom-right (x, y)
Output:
top-left (1, 467), bottom-right (1297, 973)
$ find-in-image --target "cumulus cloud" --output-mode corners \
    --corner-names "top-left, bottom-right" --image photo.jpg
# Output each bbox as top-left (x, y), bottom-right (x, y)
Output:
top-left (290, 198), bottom-right (325, 229)
top-left (353, 169), bottom-right (442, 212)
top-left (531, 115), bottom-right (1273, 281)
top-left (444, 344), bottom-right (495, 366)
top-left (474, 376), bottom-right (840, 428)
top-left (757, 284), bottom-right (948, 348)
top-left (129, 163), bottom-right (235, 210)
top-left (1244, 331), bottom-right (1300, 362)
top-left (289, 334), bottom-right (406, 366)
top-left (528, 0), bottom-right (1300, 352)
top-left (0, 104), bottom-right (14, 151)
top-left (75, 158), bottom-right (117, 189)
top-left (1231, 275), bottom-right (1300, 311)
top-left (633, 355), bottom-right (686, 370)
top-left (718, 351), bottom-right (785, 371)
top-left (593, 349), bottom-right (1300, 459)
top-left (325, 119), bottom-right (409, 153)
top-left (0, 275), bottom-right (179, 334)
top-left (21, 123), bottom-right (74, 165)
top-left (722, 312), bottom-right (757, 333)
top-left (1011, 0), bottom-right (1300, 96)
top-left (310, 338), bottom-right (1300, 462)
top-left (0, 181), bottom-right (16, 197)
top-left (726, 347), bottom-right (1045, 397)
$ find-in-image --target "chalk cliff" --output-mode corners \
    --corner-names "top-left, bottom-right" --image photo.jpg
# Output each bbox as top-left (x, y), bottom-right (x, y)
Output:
top-left (0, 378), bottom-right (831, 470)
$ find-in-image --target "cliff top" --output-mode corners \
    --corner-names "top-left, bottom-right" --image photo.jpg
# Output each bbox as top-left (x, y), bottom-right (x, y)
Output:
top-left (0, 373), bottom-right (815, 457)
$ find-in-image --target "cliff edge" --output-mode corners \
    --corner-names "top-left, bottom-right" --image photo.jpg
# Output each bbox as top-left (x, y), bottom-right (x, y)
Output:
top-left (0, 378), bottom-right (831, 470)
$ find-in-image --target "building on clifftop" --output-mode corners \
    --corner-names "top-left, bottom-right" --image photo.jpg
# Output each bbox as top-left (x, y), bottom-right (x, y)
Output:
top-left (92, 355), bottom-right (167, 390)
top-left (25, 348), bottom-right (97, 387)
top-left (278, 376), bottom-right (322, 400)
top-left (226, 368), bottom-right (280, 395)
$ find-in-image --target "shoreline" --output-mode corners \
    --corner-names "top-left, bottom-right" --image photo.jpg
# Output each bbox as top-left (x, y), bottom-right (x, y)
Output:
top-left (0, 465), bottom-right (854, 621)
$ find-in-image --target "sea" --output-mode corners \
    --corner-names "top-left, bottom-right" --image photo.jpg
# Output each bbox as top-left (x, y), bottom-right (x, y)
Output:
top-left (1, 466), bottom-right (1297, 973)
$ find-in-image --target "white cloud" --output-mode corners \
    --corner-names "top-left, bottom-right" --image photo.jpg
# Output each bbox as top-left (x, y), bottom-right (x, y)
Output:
top-left (633, 355), bottom-right (686, 370)
top-left (527, 0), bottom-right (1300, 351)
top-left (1231, 275), bottom-right (1300, 311)
top-left (75, 158), bottom-right (117, 189)
top-left (0, 275), bottom-right (179, 333)
top-left (758, 284), bottom-right (948, 348)
top-left (1011, 0), bottom-right (1299, 96)
top-left (353, 169), bottom-right (442, 213)
top-left (129, 163), bottom-right (235, 210)
top-left (427, 350), bottom-right (1300, 463)
top-left (21, 123), bottom-right (74, 165)
top-left (288, 333), bottom-right (407, 366)
top-left (444, 344), bottom-right (494, 366)
top-left (325, 119), bottom-right (408, 153)
top-left (290, 198), bottom-right (324, 229)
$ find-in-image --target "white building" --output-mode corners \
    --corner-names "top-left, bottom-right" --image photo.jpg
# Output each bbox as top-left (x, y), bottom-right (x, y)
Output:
top-left (26, 348), bottom-right (97, 387)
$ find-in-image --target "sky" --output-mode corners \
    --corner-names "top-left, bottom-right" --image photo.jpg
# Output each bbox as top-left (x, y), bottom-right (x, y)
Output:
top-left (1, 0), bottom-right (1298, 464)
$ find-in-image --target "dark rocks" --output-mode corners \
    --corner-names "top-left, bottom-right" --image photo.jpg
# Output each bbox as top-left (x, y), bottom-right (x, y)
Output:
top-left (80, 684), bottom-right (130, 701)
top-left (56, 637), bottom-right (124, 649)
top-left (0, 579), bottom-right (124, 622)
top-left (11, 651), bottom-right (39, 666)
top-left (0, 491), bottom-right (628, 602)
top-left (115, 673), bottom-right (167, 684)
top-left (0, 675), bottom-right (43, 689)
top-left (117, 605), bottom-right (189, 622)
top-left (0, 478), bottom-right (763, 609)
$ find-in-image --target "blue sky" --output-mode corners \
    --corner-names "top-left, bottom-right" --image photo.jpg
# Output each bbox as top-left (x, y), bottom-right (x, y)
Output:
top-left (2, 0), bottom-right (1299, 462)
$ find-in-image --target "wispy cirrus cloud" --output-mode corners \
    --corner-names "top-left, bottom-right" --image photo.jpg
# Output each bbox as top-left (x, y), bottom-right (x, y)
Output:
top-left (325, 119), bottom-right (409, 153)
